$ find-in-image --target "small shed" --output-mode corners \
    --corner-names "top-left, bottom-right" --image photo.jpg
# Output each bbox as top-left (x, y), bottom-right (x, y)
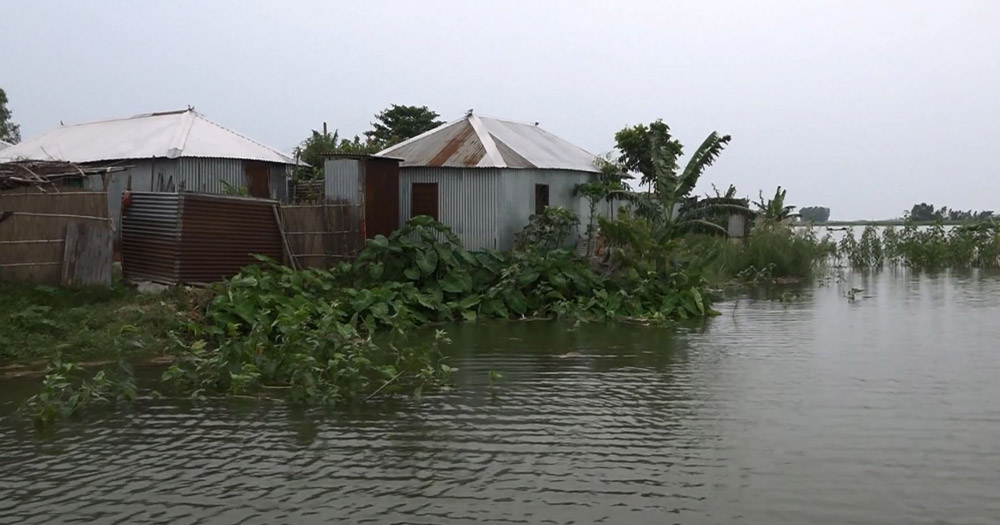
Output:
top-left (376, 112), bottom-right (605, 250)
top-left (0, 108), bottom-right (299, 233)
top-left (323, 155), bottom-right (401, 239)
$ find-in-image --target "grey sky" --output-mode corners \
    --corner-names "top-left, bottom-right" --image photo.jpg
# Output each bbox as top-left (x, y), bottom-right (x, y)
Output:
top-left (3, 1), bottom-right (998, 219)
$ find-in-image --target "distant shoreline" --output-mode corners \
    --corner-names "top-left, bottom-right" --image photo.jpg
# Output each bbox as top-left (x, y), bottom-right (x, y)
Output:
top-left (798, 220), bottom-right (970, 227)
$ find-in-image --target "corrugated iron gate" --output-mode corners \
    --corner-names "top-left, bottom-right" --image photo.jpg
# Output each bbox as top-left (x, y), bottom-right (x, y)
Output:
top-left (121, 192), bottom-right (283, 284)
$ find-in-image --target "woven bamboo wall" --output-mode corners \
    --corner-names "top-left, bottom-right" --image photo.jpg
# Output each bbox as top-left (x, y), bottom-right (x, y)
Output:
top-left (0, 192), bottom-right (110, 283)
top-left (281, 201), bottom-right (361, 269)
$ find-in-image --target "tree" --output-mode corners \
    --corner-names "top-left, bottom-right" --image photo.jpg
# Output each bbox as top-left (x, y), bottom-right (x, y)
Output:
top-left (611, 119), bottom-right (741, 237)
top-left (295, 126), bottom-right (381, 178)
top-left (365, 104), bottom-right (443, 146)
top-left (614, 120), bottom-right (683, 188)
top-left (909, 203), bottom-right (936, 222)
top-left (574, 156), bottom-right (630, 255)
top-left (799, 206), bottom-right (831, 223)
top-left (0, 88), bottom-right (21, 144)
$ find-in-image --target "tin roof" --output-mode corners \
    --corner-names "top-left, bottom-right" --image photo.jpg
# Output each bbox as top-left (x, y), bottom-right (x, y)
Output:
top-left (377, 113), bottom-right (599, 172)
top-left (0, 108), bottom-right (297, 165)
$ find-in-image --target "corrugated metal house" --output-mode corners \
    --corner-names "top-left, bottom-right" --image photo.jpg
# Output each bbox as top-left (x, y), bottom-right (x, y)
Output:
top-left (0, 108), bottom-right (298, 232)
top-left (377, 112), bottom-right (604, 250)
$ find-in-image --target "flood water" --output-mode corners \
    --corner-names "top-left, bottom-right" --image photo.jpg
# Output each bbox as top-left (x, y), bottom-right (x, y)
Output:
top-left (3, 270), bottom-right (1000, 524)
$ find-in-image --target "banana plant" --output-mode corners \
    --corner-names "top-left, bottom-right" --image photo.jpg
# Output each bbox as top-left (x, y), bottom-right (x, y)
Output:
top-left (610, 119), bottom-right (747, 240)
top-left (754, 186), bottom-right (799, 222)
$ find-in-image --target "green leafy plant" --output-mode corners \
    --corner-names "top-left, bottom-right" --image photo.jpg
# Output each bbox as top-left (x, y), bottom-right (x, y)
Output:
top-left (513, 206), bottom-right (580, 252)
top-left (21, 353), bottom-right (137, 425)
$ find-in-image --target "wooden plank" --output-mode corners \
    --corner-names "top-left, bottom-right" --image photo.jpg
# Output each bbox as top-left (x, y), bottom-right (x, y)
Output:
top-left (61, 221), bottom-right (113, 287)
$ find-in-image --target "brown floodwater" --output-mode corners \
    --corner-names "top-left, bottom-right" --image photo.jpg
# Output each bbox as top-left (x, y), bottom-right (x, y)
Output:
top-left (2, 269), bottom-right (1000, 524)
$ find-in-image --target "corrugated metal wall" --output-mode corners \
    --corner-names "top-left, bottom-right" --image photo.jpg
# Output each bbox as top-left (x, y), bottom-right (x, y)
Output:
top-left (397, 167), bottom-right (603, 251)
top-left (86, 158), bottom-right (290, 237)
top-left (121, 192), bottom-right (282, 284)
top-left (121, 192), bottom-right (181, 282)
top-left (399, 168), bottom-right (502, 250)
top-left (324, 158), bottom-right (362, 204)
top-left (176, 158), bottom-right (245, 194)
top-left (499, 169), bottom-right (598, 249)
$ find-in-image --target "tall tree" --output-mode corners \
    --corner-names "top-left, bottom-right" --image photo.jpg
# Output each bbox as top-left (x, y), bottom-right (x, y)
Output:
top-left (0, 88), bottom-right (21, 144)
top-left (614, 120), bottom-right (683, 187)
top-left (799, 206), bottom-right (831, 223)
top-left (909, 203), bottom-right (936, 222)
top-left (366, 104), bottom-right (443, 146)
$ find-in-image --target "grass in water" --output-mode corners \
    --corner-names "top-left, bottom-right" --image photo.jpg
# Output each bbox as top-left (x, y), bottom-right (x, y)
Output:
top-left (0, 282), bottom-right (196, 363)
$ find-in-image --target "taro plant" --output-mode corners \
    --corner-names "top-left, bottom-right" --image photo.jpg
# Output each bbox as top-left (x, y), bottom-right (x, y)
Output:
top-left (21, 352), bottom-right (137, 425)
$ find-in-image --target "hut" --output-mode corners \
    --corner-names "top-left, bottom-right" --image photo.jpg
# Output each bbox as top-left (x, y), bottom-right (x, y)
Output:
top-left (0, 108), bottom-right (298, 232)
top-left (376, 111), bottom-right (605, 250)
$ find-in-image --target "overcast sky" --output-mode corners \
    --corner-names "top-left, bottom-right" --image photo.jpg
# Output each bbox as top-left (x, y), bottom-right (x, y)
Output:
top-left (3, 1), bottom-right (998, 219)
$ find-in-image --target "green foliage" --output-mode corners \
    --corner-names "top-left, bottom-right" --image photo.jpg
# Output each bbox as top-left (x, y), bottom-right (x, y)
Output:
top-left (159, 213), bottom-right (721, 407)
top-left (575, 156), bottom-right (631, 255)
top-left (295, 128), bottom-right (382, 178)
top-left (0, 283), bottom-right (191, 362)
top-left (161, 259), bottom-right (456, 405)
top-left (838, 221), bottom-right (1000, 269)
top-left (799, 206), bottom-right (831, 223)
top-left (20, 352), bottom-right (137, 425)
top-left (0, 87), bottom-right (20, 144)
top-left (907, 203), bottom-right (993, 222)
top-left (754, 186), bottom-right (798, 222)
top-left (610, 119), bottom-right (737, 241)
top-left (685, 222), bottom-right (836, 280)
top-left (513, 206), bottom-right (580, 252)
top-left (219, 179), bottom-right (250, 197)
top-left (614, 120), bottom-right (682, 187)
top-left (366, 104), bottom-right (443, 146)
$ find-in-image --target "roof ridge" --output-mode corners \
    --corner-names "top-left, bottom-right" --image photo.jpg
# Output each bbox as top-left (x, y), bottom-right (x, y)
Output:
top-left (467, 113), bottom-right (505, 168)
top-left (51, 108), bottom-right (190, 129)
top-left (377, 117), bottom-right (465, 155)
top-left (191, 111), bottom-right (295, 162)
top-left (473, 114), bottom-right (542, 127)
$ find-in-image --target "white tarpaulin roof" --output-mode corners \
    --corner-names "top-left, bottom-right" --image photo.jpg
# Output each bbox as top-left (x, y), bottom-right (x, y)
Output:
top-left (0, 139), bottom-right (10, 150)
top-left (378, 112), bottom-right (599, 172)
top-left (0, 108), bottom-right (297, 165)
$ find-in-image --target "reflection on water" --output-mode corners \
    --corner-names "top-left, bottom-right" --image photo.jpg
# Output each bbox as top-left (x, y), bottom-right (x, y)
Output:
top-left (3, 270), bottom-right (1000, 524)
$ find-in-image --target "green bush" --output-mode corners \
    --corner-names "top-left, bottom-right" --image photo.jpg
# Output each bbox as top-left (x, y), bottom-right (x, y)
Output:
top-left (685, 222), bottom-right (834, 281)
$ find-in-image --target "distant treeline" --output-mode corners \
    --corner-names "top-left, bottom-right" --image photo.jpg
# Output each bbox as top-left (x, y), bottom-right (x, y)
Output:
top-left (907, 203), bottom-right (994, 222)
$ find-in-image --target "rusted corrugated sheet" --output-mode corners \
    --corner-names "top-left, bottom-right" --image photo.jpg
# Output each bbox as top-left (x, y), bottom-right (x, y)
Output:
top-left (362, 157), bottom-right (400, 238)
top-left (379, 114), bottom-right (599, 172)
top-left (178, 194), bottom-right (282, 283)
top-left (121, 192), bottom-right (282, 284)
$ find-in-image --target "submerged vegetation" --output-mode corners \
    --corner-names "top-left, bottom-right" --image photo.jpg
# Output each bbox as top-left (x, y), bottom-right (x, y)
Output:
top-left (838, 222), bottom-right (1000, 270)
top-left (16, 210), bottom-right (723, 424)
